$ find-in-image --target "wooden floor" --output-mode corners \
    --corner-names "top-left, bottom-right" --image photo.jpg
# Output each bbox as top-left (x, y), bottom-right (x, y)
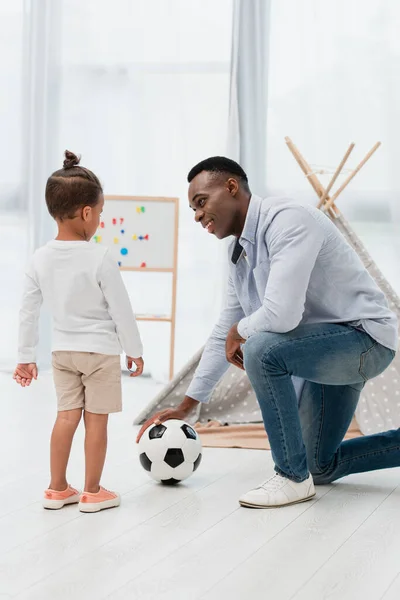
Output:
top-left (1, 372), bottom-right (400, 600)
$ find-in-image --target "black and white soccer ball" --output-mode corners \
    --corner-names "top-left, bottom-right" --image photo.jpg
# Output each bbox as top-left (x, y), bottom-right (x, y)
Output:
top-left (137, 419), bottom-right (202, 485)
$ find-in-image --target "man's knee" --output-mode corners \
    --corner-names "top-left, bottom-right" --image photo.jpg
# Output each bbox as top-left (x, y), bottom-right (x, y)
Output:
top-left (243, 332), bottom-right (284, 373)
top-left (303, 438), bottom-right (337, 485)
top-left (308, 457), bottom-right (338, 485)
top-left (243, 334), bottom-right (266, 373)
top-left (310, 468), bottom-right (335, 485)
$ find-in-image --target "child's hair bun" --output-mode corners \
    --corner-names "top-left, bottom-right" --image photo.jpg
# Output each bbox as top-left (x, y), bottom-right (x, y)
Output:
top-left (63, 150), bottom-right (81, 169)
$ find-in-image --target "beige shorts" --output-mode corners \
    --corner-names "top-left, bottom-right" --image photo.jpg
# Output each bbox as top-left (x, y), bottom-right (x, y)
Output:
top-left (52, 352), bottom-right (122, 414)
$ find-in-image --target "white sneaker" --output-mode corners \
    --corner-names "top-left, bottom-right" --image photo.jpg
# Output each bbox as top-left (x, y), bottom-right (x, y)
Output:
top-left (239, 473), bottom-right (316, 508)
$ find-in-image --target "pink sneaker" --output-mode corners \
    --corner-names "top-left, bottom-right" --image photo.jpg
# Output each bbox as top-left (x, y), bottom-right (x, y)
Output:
top-left (43, 485), bottom-right (81, 510)
top-left (79, 486), bottom-right (121, 513)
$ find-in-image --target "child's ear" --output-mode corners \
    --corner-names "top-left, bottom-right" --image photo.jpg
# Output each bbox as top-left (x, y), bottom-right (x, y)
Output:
top-left (82, 206), bottom-right (92, 221)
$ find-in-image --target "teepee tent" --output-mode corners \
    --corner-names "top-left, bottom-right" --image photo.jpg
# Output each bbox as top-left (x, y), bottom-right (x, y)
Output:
top-left (135, 139), bottom-right (400, 437)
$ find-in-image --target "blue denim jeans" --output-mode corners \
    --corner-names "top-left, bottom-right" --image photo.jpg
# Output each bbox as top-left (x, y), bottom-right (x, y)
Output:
top-left (243, 323), bottom-right (398, 484)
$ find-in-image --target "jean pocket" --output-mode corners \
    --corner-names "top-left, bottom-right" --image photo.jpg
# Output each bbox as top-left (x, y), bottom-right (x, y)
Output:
top-left (359, 342), bottom-right (392, 382)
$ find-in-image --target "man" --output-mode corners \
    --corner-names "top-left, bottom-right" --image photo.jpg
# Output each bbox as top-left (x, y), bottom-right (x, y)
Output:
top-left (138, 157), bottom-right (398, 509)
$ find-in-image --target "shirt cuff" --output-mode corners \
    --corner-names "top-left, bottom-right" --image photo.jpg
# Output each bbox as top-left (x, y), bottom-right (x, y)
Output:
top-left (18, 351), bottom-right (37, 364)
top-left (237, 317), bottom-right (250, 340)
top-left (124, 341), bottom-right (143, 358)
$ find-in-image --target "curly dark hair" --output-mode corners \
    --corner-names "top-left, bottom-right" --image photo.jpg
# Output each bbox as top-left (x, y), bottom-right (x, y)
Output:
top-left (45, 150), bottom-right (103, 220)
top-left (187, 156), bottom-right (249, 191)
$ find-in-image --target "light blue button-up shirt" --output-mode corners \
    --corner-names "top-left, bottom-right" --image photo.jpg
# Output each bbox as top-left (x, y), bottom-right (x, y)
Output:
top-left (186, 195), bottom-right (398, 404)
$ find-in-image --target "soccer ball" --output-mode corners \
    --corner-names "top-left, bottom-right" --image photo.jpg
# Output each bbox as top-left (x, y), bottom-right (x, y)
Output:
top-left (137, 419), bottom-right (202, 485)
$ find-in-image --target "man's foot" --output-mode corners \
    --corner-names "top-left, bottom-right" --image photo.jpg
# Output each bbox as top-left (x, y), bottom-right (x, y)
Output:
top-left (239, 473), bottom-right (316, 508)
top-left (79, 486), bottom-right (121, 513)
top-left (43, 485), bottom-right (81, 510)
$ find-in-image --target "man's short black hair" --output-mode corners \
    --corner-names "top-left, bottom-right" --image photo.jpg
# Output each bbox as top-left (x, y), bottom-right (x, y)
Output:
top-left (187, 156), bottom-right (249, 189)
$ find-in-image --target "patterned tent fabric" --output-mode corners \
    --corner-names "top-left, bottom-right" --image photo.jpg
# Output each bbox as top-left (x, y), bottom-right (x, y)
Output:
top-left (133, 347), bottom-right (261, 426)
top-left (134, 212), bottom-right (400, 436)
top-left (335, 215), bottom-right (400, 434)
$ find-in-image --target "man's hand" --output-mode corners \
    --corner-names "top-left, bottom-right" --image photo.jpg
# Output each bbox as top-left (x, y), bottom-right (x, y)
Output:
top-left (13, 363), bottom-right (38, 387)
top-left (136, 396), bottom-right (199, 442)
top-left (127, 356), bottom-right (144, 377)
top-left (225, 323), bottom-right (246, 370)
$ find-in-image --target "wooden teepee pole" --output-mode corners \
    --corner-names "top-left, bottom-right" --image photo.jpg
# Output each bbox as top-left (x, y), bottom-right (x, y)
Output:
top-left (285, 137), bottom-right (339, 217)
top-left (285, 137), bottom-right (324, 197)
top-left (317, 143), bottom-right (355, 208)
top-left (323, 142), bottom-right (381, 213)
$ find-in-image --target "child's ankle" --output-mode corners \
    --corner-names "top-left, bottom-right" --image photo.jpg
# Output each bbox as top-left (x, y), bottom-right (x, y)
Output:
top-left (84, 485), bottom-right (100, 494)
top-left (49, 480), bottom-right (68, 491)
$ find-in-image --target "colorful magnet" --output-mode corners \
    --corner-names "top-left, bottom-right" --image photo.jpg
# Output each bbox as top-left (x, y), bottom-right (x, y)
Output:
top-left (112, 218), bottom-right (117, 225)
top-left (113, 237), bottom-right (119, 244)
top-left (140, 262), bottom-right (146, 268)
top-left (139, 236), bottom-right (143, 240)
top-left (94, 236), bottom-right (98, 243)
top-left (120, 218), bottom-right (124, 225)
top-left (121, 229), bottom-right (125, 234)
top-left (100, 222), bottom-right (105, 228)
top-left (144, 234), bottom-right (149, 240)
top-left (132, 234), bottom-right (138, 241)
top-left (118, 261), bottom-right (122, 267)
top-left (136, 206), bottom-right (141, 213)
top-left (121, 248), bottom-right (128, 256)
top-left (96, 235), bottom-right (102, 243)
top-left (141, 206), bottom-right (145, 213)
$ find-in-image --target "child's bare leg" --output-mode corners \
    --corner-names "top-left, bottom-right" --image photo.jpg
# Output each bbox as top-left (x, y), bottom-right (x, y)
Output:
top-left (49, 408), bottom-right (82, 490)
top-left (84, 411), bottom-right (109, 493)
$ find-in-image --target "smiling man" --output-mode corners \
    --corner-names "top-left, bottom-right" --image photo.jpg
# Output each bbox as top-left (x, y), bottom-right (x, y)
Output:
top-left (138, 156), bottom-right (399, 509)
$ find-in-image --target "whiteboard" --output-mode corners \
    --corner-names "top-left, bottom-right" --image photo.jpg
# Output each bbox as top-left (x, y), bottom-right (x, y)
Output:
top-left (93, 196), bottom-right (178, 270)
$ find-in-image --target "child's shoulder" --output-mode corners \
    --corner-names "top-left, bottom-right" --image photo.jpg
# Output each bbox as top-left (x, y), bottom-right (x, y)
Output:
top-left (84, 243), bottom-right (110, 264)
top-left (30, 244), bottom-right (51, 263)
top-left (31, 241), bottom-right (109, 264)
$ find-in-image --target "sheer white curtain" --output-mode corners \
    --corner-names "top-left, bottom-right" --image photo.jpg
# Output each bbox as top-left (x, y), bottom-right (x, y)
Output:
top-left (0, 1), bottom-right (23, 207)
top-left (22, 0), bottom-right (62, 366)
top-left (0, 1), bottom-right (25, 370)
top-left (264, 0), bottom-right (400, 292)
top-left (0, 0), bottom-right (233, 376)
top-left (228, 0), bottom-right (271, 193)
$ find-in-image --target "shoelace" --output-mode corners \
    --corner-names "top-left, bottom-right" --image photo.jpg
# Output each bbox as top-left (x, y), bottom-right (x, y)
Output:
top-left (98, 486), bottom-right (117, 497)
top-left (82, 486), bottom-right (110, 500)
top-left (259, 474), bottom-right (287, 491)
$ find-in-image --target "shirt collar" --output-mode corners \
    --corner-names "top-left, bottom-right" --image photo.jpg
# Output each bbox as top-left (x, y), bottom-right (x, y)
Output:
top-left (231, 195), bottom-right (262, 264)
top-left (240, 194), bottom-right (262, 245)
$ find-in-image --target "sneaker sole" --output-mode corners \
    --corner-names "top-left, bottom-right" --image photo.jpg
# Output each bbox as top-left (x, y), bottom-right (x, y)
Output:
top-left (43, 493), bottom-right (81, 510)
top-left (79, 497), bottom-right (121, 513)
top-left (239, 492), bottom-right (316, 509)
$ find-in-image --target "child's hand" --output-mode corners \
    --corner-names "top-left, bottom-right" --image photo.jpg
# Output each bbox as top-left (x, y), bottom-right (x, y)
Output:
top-left (127, 356), bottom-right (144, 377)
top-left (13, 363), bottom-right (38, 387)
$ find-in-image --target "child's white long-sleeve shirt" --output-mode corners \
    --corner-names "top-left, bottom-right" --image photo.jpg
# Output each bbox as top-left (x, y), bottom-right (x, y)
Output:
top-left (18, 240), bottom-right (143, 363)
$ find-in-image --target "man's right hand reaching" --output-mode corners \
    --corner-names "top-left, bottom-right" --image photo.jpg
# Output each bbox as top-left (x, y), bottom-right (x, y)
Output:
top-left (136, 395), bottom-right (199, 442)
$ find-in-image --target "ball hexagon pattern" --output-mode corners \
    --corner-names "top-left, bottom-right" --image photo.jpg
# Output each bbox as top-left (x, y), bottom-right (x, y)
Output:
top-left (137, 419), bottom-right (202, 484)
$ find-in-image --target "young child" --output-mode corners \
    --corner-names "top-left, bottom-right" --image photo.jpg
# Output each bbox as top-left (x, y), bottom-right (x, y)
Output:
top-left (14, 150), bottom-right (144, 513)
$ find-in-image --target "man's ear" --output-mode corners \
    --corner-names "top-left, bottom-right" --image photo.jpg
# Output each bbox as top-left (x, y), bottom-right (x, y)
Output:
top-left (226, 177), bottom-right (239, 197)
